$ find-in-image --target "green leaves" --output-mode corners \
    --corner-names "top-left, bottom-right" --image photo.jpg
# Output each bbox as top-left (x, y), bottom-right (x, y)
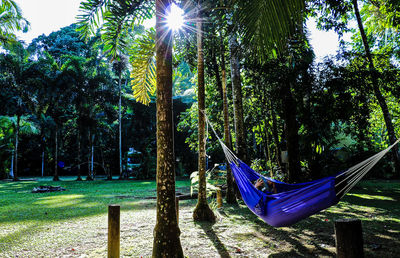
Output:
top-left (76, 0), bottom-right (154, 59)
top-left (128, 29), bottom-right (156, 105)
top-left (0, 0), bottom-right (30, 46)
top-left (235, 0), bottom-right (305, 60)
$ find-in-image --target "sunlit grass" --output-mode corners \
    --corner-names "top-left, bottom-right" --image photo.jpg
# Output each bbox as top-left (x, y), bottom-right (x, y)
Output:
top-left (0, 178), bottom-right (398, 257)
top-left (347, 193), bottom-right (396, 201)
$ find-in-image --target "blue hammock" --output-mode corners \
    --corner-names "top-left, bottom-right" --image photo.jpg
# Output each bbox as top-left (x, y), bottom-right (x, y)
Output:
top-left (204, 113), bottom-right (400, 227)
top-left (230, 160), bottom-right (339, 227)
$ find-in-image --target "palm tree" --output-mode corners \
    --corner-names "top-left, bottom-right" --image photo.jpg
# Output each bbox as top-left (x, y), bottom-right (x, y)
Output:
top-left (229, 34), bottom-right (248, 163)
top-left (112, 56), bottom-right (128, 179)
top-left (152, 0), bottom-right (184, 256)
top-left (0, 0), bottom-right (29, 46)
top-left (193, 0), bottom-right (216, 222)
top-left (77, 1), bottom-right (184, 255)
top-left (219, 33), bottom-right (237, 204)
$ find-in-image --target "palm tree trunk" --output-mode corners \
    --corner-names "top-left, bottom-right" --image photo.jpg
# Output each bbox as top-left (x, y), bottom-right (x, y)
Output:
top-left (229, 34), bottom-right (248, 163)
top-left (352, 0), bottom-right (400, 174)
top-left (220, 34), bottom-right (237, 205)
top-left (13, 114), bottom-right (20, 181)
top-left (53, 124), bottom-right (59, 181)
top-left (118, 73), bottom-right (123, 179)
top-left (193, 2), bottom-right (216, 222)
top-left (152, 1), bottom-right (184, 257)
top-left (211, 38), bottom-right (223, 98)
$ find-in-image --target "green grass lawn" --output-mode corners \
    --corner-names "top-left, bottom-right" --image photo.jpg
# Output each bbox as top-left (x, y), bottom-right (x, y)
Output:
top-left (0, 177), bottom-right (399, 257)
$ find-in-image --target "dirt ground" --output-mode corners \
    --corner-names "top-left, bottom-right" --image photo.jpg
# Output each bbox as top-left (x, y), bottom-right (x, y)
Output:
top-left (1, 181), bottom-right (399, 257)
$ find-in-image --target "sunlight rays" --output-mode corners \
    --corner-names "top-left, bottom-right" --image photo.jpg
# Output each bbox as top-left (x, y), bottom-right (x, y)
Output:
top-left (155, 1), bottom-right (208, 56)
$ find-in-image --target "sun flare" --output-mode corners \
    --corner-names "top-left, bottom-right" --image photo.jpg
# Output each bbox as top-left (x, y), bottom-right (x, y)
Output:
top-left (166, 3), bottom-right (184, 31)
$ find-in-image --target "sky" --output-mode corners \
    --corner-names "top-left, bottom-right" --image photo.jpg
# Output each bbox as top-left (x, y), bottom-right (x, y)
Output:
top-left (14, 0), bottom-right (345, 62)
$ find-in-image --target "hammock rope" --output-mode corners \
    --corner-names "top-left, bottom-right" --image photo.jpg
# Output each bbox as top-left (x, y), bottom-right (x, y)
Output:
top-left (201, 109), bottom-right (400, 226)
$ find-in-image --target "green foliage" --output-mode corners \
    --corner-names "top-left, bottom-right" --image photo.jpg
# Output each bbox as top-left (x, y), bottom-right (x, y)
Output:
top-left (128, 28), bottom-right (156, 105)
top-left (76, 0), bottom-right (153, 58)
top-left (190, 170), bottom-right (219, 198)
top-left (235, 0), bottom-right (306, 59)
top-left (0, 0), bottom-right (29, 45)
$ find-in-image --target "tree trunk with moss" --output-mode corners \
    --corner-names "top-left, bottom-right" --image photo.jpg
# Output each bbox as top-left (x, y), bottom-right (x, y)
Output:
top-left (352, 0), bottom-right (400, 174)
top-left (229, 35), bottom-right (248, 163)
top-left (193, 2), bottom-right (216, 222)
top-left (152, 0), bottom-right (184, 257)
top-left (220, 34), bottom-right (237, 205)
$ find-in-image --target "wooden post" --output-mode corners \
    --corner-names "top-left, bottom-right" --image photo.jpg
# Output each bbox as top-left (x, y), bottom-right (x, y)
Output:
top-left (175, 197), bottom-right (179, 224)
top-left (334, 219), bottom-right (364, 258)
top-left (217, 189), bottom-right (223, 208)
top-left (108, 205), bottom-right (120, 258)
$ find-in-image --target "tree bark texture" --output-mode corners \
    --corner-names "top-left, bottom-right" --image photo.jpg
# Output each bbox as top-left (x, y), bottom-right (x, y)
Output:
top-left (220, 35), bottom-right (237, 205)
top-left (282, 82), bottom-right (301, 183)
top-left (152, 1), bottom-right (184, 257)
top-left (352, 0), bottom-right (400, 174)
top-left (229, 35), bottom-right (248, 163)
top-left (193, 3), bottom-right (216, 222)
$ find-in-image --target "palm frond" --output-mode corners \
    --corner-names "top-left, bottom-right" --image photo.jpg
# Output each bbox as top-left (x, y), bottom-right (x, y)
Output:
top-left (129, 29), bottom-right (156, 105)
top-left (235, 0), bottom-right (305, 60)
top-left (76, 0), bottom-right (154, 58)
top-left (0, 0), bottom-right (29, 45)
top-left (76, 0), bottom-right (111, 41)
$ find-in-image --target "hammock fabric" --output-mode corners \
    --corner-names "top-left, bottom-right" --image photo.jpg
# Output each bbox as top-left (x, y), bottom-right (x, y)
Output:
top-left (203, 110), bottom-right (400, 227)
top-left (230, 160), bottom-right (339, 227)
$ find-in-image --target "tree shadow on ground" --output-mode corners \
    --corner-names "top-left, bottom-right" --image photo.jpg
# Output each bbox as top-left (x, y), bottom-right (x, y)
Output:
top-left (222, 180), bottom-right (400, 257)
top-left (224, 203), bottom-right (336, 257)
top-left (195, 221), bottom-right (231, 258)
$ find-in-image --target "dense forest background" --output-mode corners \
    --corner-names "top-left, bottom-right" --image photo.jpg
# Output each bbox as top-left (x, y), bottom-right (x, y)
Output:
top-left (1, 0), bottom-right (399, 181)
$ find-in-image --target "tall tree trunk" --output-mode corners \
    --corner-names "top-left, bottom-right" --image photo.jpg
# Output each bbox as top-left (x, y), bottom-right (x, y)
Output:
top-left (229, 35), bottom-right (248, 163)
top-left (10, 151), bottom-right (14, 179)
top-left (87, 129), bottom-right (93, 181)
top-left (77, 130), bottom-right (82, 181)
top-left (220, 34), bottom-right (237, 205)
top-left (193, 2), bottom-right (216, 222)
top-left (262, 121), bottom-right (273, 177)
top-left (152, 0), bottom-right (184, 257)
top-left (13, 114), bottom-right (20, 181)
top-left (352, 0), bottom-right (400, 174)
top-left (53, 124), bottom-right (59, 181)
top-left (91, 138), bottom-right (94, 179)
top-left (118, 73), bottom-right (123, 179)
top-left (41, 142), bottom-right (45, 177)
top-left (270, 102), bottom-right (283, 172)
top-left (282, 82), bottom-right (301, 183)
top-left (211, 38), bottom-right (223, 98)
